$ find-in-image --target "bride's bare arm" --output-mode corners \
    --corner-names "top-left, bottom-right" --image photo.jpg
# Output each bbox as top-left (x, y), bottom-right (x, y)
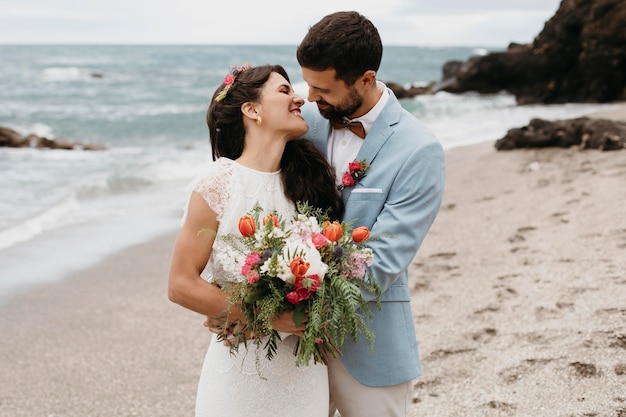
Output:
top-left (168, 191), bottom-right (243, 323)
top-left (172, 192), bottom-right (305, 340)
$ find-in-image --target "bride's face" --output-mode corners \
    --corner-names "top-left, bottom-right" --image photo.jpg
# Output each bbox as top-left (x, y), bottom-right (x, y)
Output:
top-left (256, 72), bottom-right (309, 140)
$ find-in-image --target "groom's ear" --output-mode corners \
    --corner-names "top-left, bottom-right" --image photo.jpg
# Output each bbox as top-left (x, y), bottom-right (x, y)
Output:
top-left (359, 70), bottom-right (377, 88)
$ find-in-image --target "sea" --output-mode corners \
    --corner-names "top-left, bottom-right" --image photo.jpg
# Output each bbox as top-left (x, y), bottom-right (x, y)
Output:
top-left (0, 44), bottom-right (616, 304)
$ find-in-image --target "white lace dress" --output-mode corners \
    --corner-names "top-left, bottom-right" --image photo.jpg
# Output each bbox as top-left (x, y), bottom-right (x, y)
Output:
top-left (191, 158), bottom-right (329, 417)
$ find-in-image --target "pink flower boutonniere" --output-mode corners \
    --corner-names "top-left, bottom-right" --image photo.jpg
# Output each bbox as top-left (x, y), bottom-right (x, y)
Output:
top-left (338, 159), bottom-right (370, 190)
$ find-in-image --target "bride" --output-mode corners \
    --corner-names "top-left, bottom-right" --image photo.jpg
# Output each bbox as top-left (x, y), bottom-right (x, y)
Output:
top-left (168, 64), bottom-right (343, 417)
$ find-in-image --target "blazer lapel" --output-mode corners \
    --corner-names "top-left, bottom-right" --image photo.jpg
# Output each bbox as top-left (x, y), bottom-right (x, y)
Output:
top-left (342, 89), bottom-right (402, 201)
top-left (355, 89), bottom-right (402, 164)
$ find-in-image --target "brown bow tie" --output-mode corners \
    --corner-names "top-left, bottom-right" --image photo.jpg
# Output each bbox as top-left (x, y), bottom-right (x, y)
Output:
top-left (330, 118), bottom-right (366, 139)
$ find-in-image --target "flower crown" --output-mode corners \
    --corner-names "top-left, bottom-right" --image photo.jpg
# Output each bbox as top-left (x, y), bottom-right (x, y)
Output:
top-left (214, 64), bottom-right (252, 102)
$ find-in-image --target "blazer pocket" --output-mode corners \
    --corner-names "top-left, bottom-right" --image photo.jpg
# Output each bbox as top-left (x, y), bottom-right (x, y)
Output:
top-left (348, 189), bottom-right (385, 201)
top-left (348, 192), bottom-right (385, 201)
top-left (351, 188), bottom-right (383, 193)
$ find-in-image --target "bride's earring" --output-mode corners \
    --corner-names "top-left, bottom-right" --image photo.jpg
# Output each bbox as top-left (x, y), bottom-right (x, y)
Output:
top-left (256, 116), bottom-right (262, 126)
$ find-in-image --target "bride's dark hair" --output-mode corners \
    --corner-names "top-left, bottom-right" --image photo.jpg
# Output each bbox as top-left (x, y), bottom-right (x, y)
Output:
top-left (281, 139), bottom-right (344, 220)
top-left (206, 64), bottom-right (344, 220)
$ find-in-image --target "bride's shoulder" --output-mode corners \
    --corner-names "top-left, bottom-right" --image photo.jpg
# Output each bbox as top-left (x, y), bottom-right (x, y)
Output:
top-left (192, 158), bottom-right (235, 185)
top-left (189, 157), bottom-right (239, 205)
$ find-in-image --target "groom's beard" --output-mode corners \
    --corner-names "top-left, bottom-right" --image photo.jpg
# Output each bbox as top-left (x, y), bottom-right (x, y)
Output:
top-left (317, 87), bottom-right (363, 120)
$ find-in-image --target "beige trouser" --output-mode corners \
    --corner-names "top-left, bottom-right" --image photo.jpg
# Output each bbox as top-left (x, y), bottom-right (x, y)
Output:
top-left (327, 357), bottom-right (413, 417)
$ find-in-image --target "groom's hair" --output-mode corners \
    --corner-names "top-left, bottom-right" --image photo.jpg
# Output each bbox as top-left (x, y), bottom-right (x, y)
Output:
top-left (296, 11), bottom-right (383, 86)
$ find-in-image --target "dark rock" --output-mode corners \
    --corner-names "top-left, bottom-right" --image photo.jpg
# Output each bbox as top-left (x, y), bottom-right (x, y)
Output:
top-left (386, 81), bottom-right (435, 99)
top-left (0, 126), bottom-right (106, 151)
top-left (435, 0), bottom-right (626, 104)
top-left (495, 117), bottom-right (626, 151)
top-left (0, 126), bottom-right (24, 147)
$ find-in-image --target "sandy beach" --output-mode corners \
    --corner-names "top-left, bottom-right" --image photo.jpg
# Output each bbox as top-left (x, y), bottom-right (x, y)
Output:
top-left (1, 105), bottom-right (625, 417)
top-left (410, 106), bottom-right (626, 416)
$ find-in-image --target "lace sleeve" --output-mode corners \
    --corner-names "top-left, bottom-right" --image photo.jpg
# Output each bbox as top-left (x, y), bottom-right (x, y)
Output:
top-left (190, 159), bottom-right (234, 221)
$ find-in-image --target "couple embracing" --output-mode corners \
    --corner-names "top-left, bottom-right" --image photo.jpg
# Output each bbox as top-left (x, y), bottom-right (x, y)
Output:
top-left (168, 10), bottom-right (445, 417)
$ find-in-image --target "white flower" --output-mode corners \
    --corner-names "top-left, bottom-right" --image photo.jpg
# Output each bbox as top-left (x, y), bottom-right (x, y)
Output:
top-left (212, 237), bottom-right (248, 282)
top-left (276, 261), bottom-right (294, 283)
top-left (268, 228), bottom-right (286, 239)
top-left (287, 215), bottom-right (321, 244)
top-left (282, 239), bottom-right (328, 281)
top-left (260, 257), bottom-right (294, 284)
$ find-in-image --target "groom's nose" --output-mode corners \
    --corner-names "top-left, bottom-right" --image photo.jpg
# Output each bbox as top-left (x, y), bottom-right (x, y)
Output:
top-left (307, 88), bottom-right (321, 103)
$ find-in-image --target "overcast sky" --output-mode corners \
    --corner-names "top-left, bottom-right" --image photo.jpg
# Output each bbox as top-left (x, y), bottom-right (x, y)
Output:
top-left (1, 0), bottom-right (563, 47)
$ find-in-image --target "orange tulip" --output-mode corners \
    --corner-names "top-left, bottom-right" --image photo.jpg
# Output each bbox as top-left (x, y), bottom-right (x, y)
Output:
top-left (238, 216), bottom-right (256, 237)
top-left (323, 220), bottom-right (342, 242)
top-left (351, 226), bottom-right (370, 243)
top-left (290, 257), bottom-right (310, 277)
top-left (263, 213), bottom-right (279, 227)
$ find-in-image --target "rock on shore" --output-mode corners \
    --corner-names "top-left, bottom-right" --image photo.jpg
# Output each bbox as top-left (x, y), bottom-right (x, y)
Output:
top-left (495, 117), bottom-right (626, 151)
top-left (434, 0), bottom-right (626, 104)
top-left (0, 126), bottom-right (106, 151)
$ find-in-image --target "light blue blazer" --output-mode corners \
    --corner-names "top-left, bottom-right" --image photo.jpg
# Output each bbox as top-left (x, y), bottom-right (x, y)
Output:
top-left (302, 89), bottom-right (445, 387)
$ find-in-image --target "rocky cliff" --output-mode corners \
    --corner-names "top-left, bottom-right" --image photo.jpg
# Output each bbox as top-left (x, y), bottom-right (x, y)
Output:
top-left (435, 0), bottom-right (626, 104)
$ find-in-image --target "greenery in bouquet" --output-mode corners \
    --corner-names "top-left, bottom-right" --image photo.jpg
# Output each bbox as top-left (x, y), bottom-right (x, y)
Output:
top-left (215, 202), bottom-right (381, 367)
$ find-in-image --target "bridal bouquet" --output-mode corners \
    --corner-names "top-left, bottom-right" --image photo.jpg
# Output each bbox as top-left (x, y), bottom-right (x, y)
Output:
top-left (214, 202), bottom-right (380, 366)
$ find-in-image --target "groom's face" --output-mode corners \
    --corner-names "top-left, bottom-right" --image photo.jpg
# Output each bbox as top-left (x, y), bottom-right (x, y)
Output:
top-left (301, 67), bottom-right (363, 120)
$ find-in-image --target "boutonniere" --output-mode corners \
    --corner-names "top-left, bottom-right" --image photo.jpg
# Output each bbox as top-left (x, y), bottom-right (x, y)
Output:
top-left (338, 159), bottom-right (370, 190)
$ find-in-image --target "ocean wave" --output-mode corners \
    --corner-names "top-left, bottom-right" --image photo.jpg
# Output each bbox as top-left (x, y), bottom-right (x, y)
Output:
top-left (42, 66), bottom-right (102, 81)
top-left (407, 92), bottom-right (618, 149)
top-left (3, 101), bottom-right (204, 121)
top-left (0, 146), bottom-right (206, 249)
top-left (472, 48), bottom-right (489, 56)
top-left (0, 196), bottom-right (80, 250)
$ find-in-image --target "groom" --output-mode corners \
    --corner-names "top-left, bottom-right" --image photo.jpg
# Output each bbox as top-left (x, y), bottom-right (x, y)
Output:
top-left (296, 11), bottom-right (445, 417)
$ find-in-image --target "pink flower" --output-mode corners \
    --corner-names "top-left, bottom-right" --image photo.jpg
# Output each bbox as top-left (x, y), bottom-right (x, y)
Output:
top-left (348, 161), bottom-right (363, 172)
top-left (286, 274), bottom-right (321, 304)
top-left (343, 252), bottom-right (372, 279)
top-left (241, 252), bottom-right (261, 276)
top-left (286, 291), bottom-right (302, 305)
top-left (224, 74), bottom-right (236, 85)
top-left (295, 287), bottom-right (312, 301)
top-left (311, 233), bottom-right (329, 249)
top-left (299, 274), bottom-right (321, 292)
top-left (342, 171), bottom-right (355, 187)
top-left (245, 252), bottom-right (261, 265)
top-left (338, 159), bottom-right (369, 190)
top-left (246, 270), bottom-right (260, 284)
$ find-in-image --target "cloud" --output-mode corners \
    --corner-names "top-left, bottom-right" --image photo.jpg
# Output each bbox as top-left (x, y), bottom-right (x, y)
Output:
top-left (378, 10), bottom-right (555, 46)
top-left (392, 0), bottom-right (561, 14)
top-left (0, 0), bottom-right (562, 46)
